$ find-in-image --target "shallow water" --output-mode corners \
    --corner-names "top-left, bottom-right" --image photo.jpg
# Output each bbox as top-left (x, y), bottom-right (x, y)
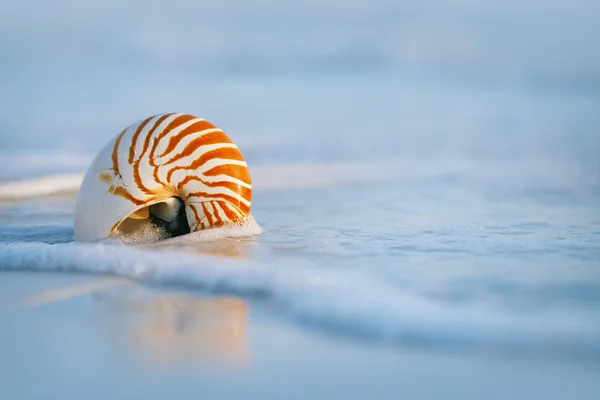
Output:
top-left (1, 0), bottom-right (600, 395)
top-left (1, 152), bottom-right (599, 362)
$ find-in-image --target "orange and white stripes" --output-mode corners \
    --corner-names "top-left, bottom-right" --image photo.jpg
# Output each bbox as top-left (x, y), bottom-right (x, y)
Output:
top-left (91, 112), bottom-right (252, 236)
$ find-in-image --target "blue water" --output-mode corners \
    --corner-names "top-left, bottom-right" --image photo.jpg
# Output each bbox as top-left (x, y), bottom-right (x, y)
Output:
top-left (1, 0), bottom-right (599, 385)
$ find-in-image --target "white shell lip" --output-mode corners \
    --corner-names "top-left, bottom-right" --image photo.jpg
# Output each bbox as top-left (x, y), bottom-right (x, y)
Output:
top-left (73, 165), bottom-right (171, 242)
top-left (72, 119), bottom-right (175, 242)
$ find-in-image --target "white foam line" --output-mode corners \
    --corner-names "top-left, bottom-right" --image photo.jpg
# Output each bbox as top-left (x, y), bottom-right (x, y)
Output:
top-left (0, 239), bottom-right (599, 354)
top-left (0, 173), bottom-right (84, 200)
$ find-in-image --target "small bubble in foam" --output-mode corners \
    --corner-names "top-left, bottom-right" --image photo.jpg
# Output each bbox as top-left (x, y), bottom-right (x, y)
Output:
top-left (167, 214), bottom-right (263, 244)
top-left (115, 220), bottom-right (169, 244)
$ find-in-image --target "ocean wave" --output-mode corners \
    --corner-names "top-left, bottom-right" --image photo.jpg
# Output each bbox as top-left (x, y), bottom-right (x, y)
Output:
top-left (1, 239), bottom-right (599, 359)
top-left (0, 173), bottom-right (84, 201)
top-left (0, 161), bottom-right (393, 201)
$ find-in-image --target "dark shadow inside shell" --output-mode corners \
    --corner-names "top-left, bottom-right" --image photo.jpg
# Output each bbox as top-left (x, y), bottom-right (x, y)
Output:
top-left (116, 197), bottom-right (191, 243)
top-left (149, 197), bottom-right (191, 238)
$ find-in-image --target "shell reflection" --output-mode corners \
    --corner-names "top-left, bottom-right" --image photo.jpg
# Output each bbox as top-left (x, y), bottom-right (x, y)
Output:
top-left (129, 295), bottom-right (249, 366)
top-left (90, 290), bottom-right (250, 367)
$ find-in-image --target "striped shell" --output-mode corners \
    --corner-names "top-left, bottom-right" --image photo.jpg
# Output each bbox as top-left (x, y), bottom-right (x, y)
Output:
top-left (74, 113), bottom-right (252, 242)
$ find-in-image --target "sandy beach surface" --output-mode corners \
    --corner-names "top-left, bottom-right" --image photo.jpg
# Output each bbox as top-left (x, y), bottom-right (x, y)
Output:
top-left (1, 271), bottom-right (599, 400)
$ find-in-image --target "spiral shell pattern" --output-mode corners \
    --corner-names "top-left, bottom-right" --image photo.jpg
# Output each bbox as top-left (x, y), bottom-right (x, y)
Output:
top-left (74, 112), bottom-right (252, 242)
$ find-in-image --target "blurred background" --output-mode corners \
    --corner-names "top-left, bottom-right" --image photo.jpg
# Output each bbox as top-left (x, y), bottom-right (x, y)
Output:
top-left (1, 0), bottom-right (599, 180)
top-left (1, 2), bottom-right (600, 398)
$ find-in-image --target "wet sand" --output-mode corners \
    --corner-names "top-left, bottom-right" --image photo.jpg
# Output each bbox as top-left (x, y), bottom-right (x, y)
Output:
top-left (1, 271), bottom-right (599, 400)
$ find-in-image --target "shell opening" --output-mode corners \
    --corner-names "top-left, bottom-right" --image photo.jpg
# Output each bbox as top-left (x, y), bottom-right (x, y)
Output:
top-left (116, 197), bottom-right (190, 241)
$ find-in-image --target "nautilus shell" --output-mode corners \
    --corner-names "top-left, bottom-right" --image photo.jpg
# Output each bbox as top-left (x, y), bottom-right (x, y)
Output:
top-left (74, 113), bottom-right (252, 242)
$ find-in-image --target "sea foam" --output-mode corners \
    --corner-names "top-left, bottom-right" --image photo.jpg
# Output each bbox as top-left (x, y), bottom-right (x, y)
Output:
top-left (1, 238), bottom-right (599, 360)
